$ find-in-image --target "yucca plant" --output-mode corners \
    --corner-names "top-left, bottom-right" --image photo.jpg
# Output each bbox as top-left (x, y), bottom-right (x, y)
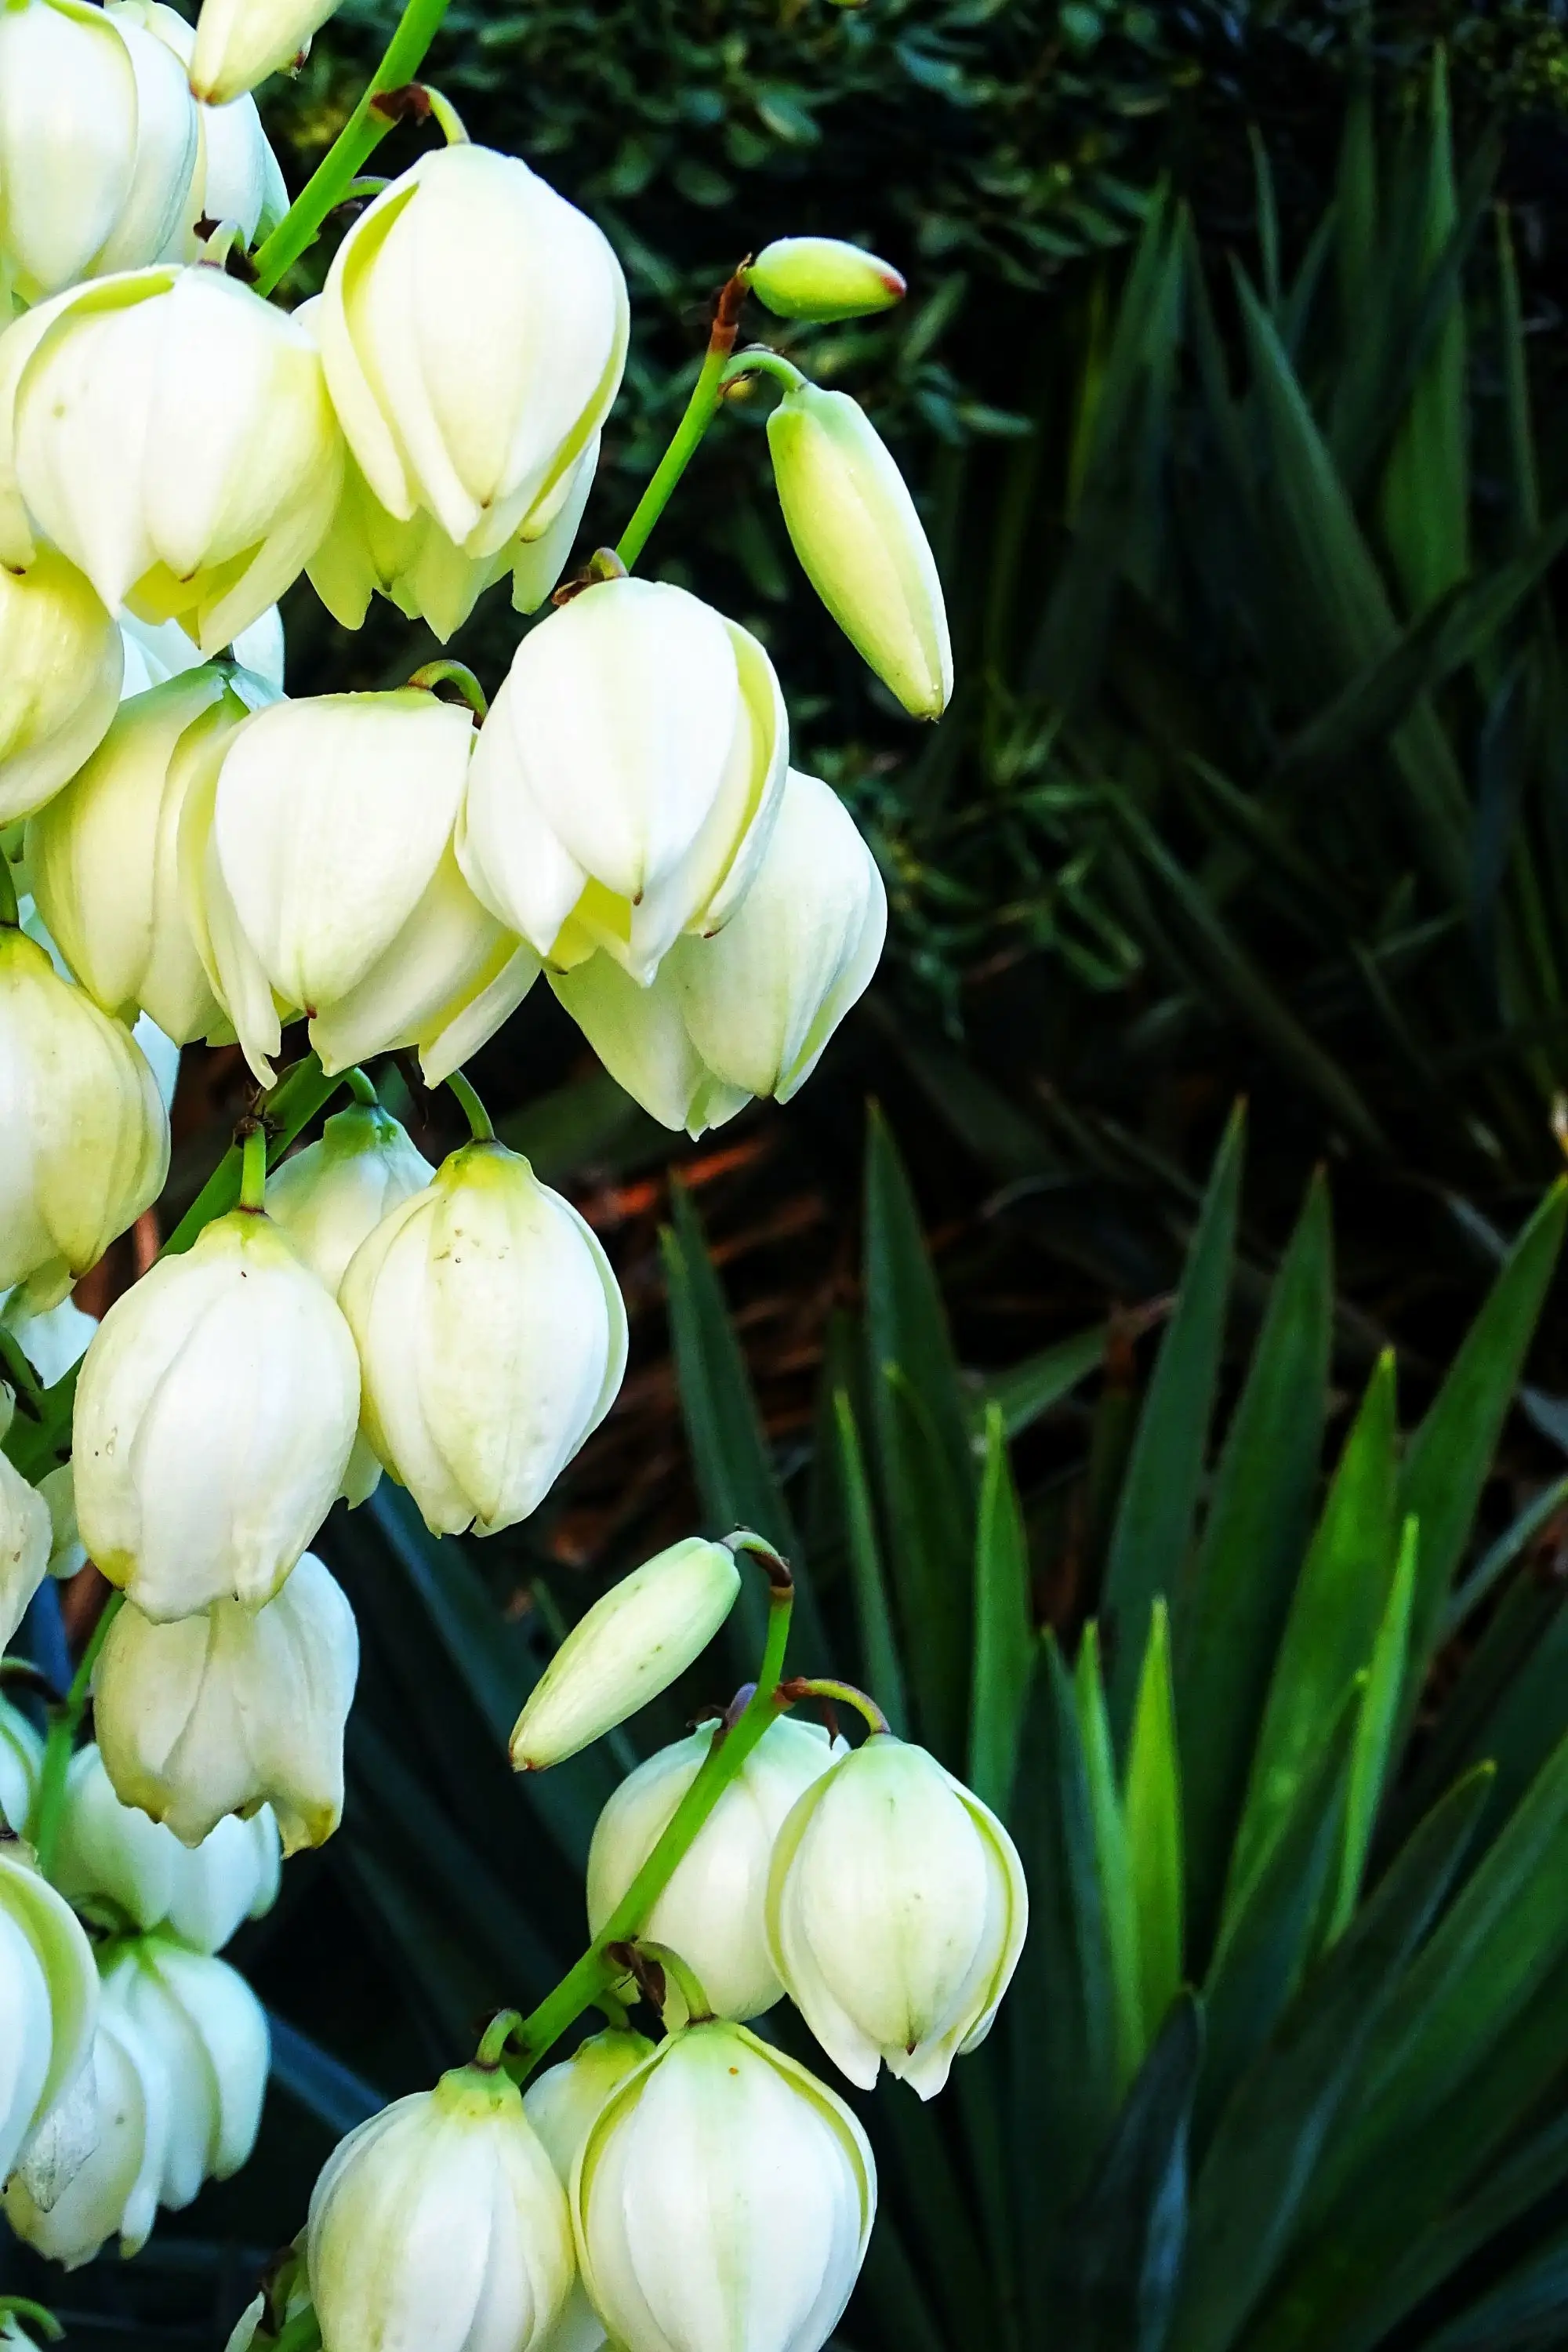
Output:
top-left (22, 1103), bottom-right (1566, 2350)
top-left (861, 61), bottom-right (1568, 1208)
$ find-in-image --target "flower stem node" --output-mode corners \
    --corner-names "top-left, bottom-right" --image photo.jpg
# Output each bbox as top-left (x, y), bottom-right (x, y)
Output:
top-left (572, 2019), bottom-right (876, 2352)
top-left (765, 1736), bottom-right (1029, 2099)
top-left (306, 2067), bottom-right (574, 2352)
top-left (340, 1141), bottom-right (626, 1542)
top-left (747, 238), bottom-right (906, 324)
top-left (553, 768), bottom-right (887, 1138)
top-left (93, 1552), bottom-right (359, 1856)
top-left (71, 1207), bottom-right (361, 1621)
top-left (767, 381), bottom-right (953, 720)
top-left (456, 576), bottom-right (788, 983)
top-left (188, 688), bottom-right (539, 1088)
top-left (0, 928), bottom-right (170, 1309)
top-left (587, 1716), bottom-right (843, 2020)
top-left (510, 1537), bottom-right (741, 1773)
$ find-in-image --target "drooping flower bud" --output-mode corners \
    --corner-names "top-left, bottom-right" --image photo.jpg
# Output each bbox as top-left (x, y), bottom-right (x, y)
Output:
top-left (767, 381), bottom-right (952, 720)
top-left (573, 2019), bottom-right (875, 2352)
top-left (0, 1841), bottom-right (99, 2183)
top-left (53, 1745), bottom-right (281, 1949)
top-left (307, 2066), bottom-right (575, 2352)
top-left (0, 548), bottom-right (123, 825)
top-left (72, 1207), bottom-right (361, 1618)
top-left (509, 1537), bottom-right (739, 1773)
top-left (318, 146), bottom-right (626, 567)
top-left (3, 2005), bottom-right (168, 2265)
top-left (748, 237), bottom-right (906, 324)
top-left (191, 0), bottom-right (342, 103)
top-left (309, 433), bottom-right (598, 643)
top-left (0, 928), bottom-right (170, 1308)
top-left (94, 1551), bottom-right (359, 1854)
top-left (268, 1105), bottom-right (434, 1294)
top-left (100, 1933), bottom-right (269, 2207)
top-left (553, 768), bottom-right (886, 1137)
top-left (766, 1736), bottom-right (1028, 2099)
top-left (7, 263), bottom-right (343, 652)
top-left (27, 666), bottom-right (271, 1043)
top-left (0, 1452), bottom-right (49, 1656)
top-left (341, 1141), bottom-right (626, 1541)
top-left (189, 686), bottom-right (532, 1087)
top-left (523, 2028), bottom-right (655, 2352)
top-left (0, 0), bottom-right (198, 303)
top-left (587, 1717), bottom-right (841, 2020)
top-left (0, 1695), bottom-right (42, 1838)
top-left (458, 578), bottom-right (787, 981)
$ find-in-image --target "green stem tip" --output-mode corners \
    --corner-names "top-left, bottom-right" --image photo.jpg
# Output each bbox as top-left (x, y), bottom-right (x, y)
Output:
top-left (445, 1069), bottom-right (495, 1143)
top-left (238, 1120), bottom-right (268, 1212)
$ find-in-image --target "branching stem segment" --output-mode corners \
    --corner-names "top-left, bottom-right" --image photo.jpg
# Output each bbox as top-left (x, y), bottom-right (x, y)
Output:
top-left (33, 1592), bottom-right (124, 1878)
top-left (446, 1070), bottom-right (495, 1143)
top-left (249, 0), bottom-right (456, 297)
top-left (779, 1675), bottom-right (891, 1738)
top-left (238, 1120), bottom-right (268, 1213)
top-left (505, 1548), bottom-right (795, 2076)
top-left (613, 268), bottom-right (752, 572)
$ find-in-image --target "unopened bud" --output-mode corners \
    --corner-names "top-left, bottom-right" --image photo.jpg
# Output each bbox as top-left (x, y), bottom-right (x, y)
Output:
top-left (510, 1537), bottom-right (741, 1771)
top-left (748, 236), bottom-right (905, 323)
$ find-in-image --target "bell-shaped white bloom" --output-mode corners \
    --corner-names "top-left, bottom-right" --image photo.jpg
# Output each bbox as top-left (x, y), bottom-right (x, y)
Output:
top-left (748, 238), bottom-right (906, 324)
top-left (307, 2063), bottom-right (575, 2352)
top-left (191, 0), bottom-right (341, 103)
top-left (0, 927), bottom-right (170, 1308)
top-left (0, 1841), bottom-right (99, 2183)
top-left (73, 1207), bottom-right (360, 1618)
top-left (310, 432), bottom-right (597, 644)
top-left (0, 1697), bottom-right (41, 1838)
top-left (53, 1745), bottom-right (281, 1949)
top-left (768, 382), bottom-right (951, 721)
top-left (342, 1140), bottom-right (626, 1541)
top-left (0, 1450), bottom-right (49, 1655)
top-left (510, 1537), bottom-right (739, 1773)
top-left (132, 0), bottom-right (289, 250)
top-left (101, 1933), bottom-right (269, 2206)
top-left (573, 2019), bottom-right (875, 2352)
top-left (766, 1736), bottom-right (1028, 2100)
top-left (94, 1551), bottom-right (358, 1854)
top-left (587, 1718), bottom-right (840, 2020)
top-left (4, 2004), bottom-right (169, 2264)
top-left (318, 145), bottom-right (626, 564)
top-left (268, 1104), bottom-right (434, 1294)
top-left (9, 263), bottom-right (343, 652)
top-left (0, 548), bottom-right (123, 825)
top-left (554, 770), bottom-right (887, 1138)
top-left (524, 2029), bottom-right (655, 2352)
top-left (193, 686), bottom-right (501, 1085)
top-left (0, 0), bottom-right (198, 303)
top-left (459, 579), bottom-right (787, 982)
top-left (27, 666), bottom-right (271, 1043)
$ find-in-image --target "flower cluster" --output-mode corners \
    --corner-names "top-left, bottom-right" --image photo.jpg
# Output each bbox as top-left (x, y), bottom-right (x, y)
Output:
top-left (0, 0), bottom-right (980, 2339)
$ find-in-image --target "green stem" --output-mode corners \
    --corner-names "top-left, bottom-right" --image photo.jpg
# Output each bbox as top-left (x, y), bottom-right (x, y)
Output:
top-left (2, 1054), bottom-right (348, 1485)
top-left (632, 1940), bottom-right (713, 2025)
top-left (510, 1582), bottom-right (794, 2074)
top-left (344, 1066), bottom-right (379, 1108)
top-left (474, 2008), bottom-right (522, 2067)
top-left (0, 2297), bottom-right (64, 2343)
top-left (270, 2313), bottom-right (321, 2352)
top-left (446, 1069), bottom-right (495, 1143)
top-left (238, 1123), bottom-right (267, 1213)
top-left (782, 1674), bottom-right (891, 1737)
top-left (0, 856), bottom-right (16, 928)
top-left (720, 347), bottom-right (808, 398)
top-left (615, 270), bottom-right (750, 572)
top-left (407, 660), bottom-right (488, 724)
top-left (249, 0), bottom-right (456, 298)
top-left (33, 1593), bottom-right (124, 1879)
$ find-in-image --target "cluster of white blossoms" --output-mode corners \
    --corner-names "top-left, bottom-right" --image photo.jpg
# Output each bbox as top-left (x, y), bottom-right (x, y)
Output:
top-left (232, 1536), bottom-right (1026, 2352)
top-left (0, 0), bottom-right (986, 2340)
